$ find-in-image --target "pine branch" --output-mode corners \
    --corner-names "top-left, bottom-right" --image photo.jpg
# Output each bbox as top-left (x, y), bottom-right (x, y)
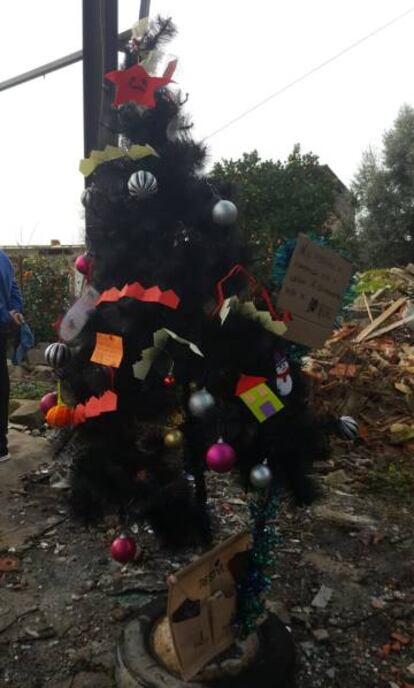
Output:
top-left (142, 16), bottom-right (177, 52)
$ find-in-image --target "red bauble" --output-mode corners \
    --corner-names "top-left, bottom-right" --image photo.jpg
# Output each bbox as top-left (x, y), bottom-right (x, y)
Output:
top-left (163, 374), bottom-right (176, 387)
top-left (206, 440), bottom-right (236, 473)
top-left (75, 253), bottom-right (91, 276)
top-left (110, 534), bottom-right (137, 563)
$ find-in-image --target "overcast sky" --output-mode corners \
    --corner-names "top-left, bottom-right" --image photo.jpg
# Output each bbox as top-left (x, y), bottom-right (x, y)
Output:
top-left (1, 0), bottom-right (413, 246)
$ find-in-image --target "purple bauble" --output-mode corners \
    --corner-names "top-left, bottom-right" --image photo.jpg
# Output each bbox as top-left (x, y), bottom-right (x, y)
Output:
top-left (75, 253), bottom-right (91, 276)
top-left (39, 392), bottom-right (58, 416)
top-left (206, 440), bottom-right (236, 473)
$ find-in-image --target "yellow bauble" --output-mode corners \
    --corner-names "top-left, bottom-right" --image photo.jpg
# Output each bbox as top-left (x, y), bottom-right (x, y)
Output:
top-left (164, 429), bottom-right (184, 449)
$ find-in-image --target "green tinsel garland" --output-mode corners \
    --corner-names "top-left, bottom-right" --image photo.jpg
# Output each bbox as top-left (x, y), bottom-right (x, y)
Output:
top-left (235, 489), bottom-right (280, 637)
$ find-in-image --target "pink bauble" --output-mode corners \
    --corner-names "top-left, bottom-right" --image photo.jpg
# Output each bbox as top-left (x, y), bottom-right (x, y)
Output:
top-left (206, 441), bottom-right (236, 473)
top-left (110, 534), bottom-right (137, 563)
top-left (39, 392), bottom-right (58, 415)
top-left (75, 254), bottom-right (91, 276)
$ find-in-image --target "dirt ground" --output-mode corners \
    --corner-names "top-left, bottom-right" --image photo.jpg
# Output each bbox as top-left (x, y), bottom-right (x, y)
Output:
top-left (0, 429), bottom-right (413, 688)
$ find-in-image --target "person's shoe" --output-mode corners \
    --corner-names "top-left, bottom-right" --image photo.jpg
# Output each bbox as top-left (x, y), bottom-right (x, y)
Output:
top-left (0, 451), bottom-right (11, 463)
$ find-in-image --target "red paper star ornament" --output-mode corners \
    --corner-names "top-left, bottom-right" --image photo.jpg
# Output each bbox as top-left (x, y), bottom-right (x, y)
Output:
top-left (105, 63), bottom-right (175, 108)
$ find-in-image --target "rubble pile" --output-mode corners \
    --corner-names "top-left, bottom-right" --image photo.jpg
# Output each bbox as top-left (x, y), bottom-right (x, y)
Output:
top-left (305, 265), bottom-right (414, 448)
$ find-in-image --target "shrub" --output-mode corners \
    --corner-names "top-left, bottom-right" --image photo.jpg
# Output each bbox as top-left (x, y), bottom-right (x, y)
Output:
top-left (12, 255), bottom-right (72, 342)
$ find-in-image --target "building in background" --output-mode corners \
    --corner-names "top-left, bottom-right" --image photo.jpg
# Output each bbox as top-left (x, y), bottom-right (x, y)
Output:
top-left (322, 166), bottom-right (356, 240)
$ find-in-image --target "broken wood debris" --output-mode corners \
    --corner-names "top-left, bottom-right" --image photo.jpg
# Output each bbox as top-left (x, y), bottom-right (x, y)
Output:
top-left (306, 265), bottom-right (414, 447)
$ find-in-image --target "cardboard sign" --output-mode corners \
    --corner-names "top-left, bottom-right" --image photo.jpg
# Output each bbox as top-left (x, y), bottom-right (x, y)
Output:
top-left (168, 531), bottom-right (251, 681)
top-left (277, 234), bottom-right (353, 348)
top-left (91, 333), bottom-right (123, 368)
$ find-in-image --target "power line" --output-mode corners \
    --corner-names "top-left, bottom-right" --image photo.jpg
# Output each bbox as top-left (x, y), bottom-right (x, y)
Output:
top-left (205, 5), bottom-right (414, 141)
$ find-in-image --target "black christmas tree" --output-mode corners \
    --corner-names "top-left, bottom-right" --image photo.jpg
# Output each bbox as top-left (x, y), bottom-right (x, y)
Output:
top-left (43, 16), bottom-right (351, 549)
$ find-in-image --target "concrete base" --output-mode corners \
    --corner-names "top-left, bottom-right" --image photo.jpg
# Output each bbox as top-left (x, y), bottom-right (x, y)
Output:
top-left (116, 598), bottom-right (296, 688)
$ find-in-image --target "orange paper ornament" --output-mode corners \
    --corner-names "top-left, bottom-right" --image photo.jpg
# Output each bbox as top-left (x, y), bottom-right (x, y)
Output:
top-left (46, 404), bottom-right (73, 428)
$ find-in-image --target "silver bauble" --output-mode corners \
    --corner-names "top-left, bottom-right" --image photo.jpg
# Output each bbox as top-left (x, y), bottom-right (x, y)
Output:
top-left (250, 464), bottom-right (273, 489)
top-left (212, 199), bottom-right (238, 226)
top-left (45, 342), bottom-right (72, 369)
top-left (339, 415), bottom-right (359, 440)
top-left (188, 388), bottom-right (215, 417)
top-left (127, 170), bottom-right (158, 199)
top-left (81, 187), bottom-right (93, 207)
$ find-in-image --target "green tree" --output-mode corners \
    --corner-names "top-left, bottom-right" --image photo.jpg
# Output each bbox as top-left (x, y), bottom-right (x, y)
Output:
top-left (211, 145), bottom-right (338, 280)
top-left (353, 104), bottom-right (414, 268)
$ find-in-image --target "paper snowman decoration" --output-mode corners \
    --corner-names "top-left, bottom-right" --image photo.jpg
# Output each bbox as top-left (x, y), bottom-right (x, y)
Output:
top-left (275, 354), bottom-right (292, 397)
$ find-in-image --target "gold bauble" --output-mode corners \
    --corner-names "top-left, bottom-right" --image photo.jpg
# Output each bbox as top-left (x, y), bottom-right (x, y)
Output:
top-left (164, 429), bottom-right (184, 449)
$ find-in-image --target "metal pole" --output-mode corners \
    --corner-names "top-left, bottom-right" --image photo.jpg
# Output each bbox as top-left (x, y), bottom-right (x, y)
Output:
top-left (139, 0), bottom-right (151, 19)
top-left (0, 52), bottom-right (83, 93)
top-left (0, 2), bottom-right (150, 95)
top-left (99, 0), bottom-right (119, 150)
top-left (82, 0), bottom-right (118, 158)
top-left (0, 29), bottom-right (132, 94)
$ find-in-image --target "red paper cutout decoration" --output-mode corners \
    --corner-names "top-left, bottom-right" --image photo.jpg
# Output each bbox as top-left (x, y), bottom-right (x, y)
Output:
top-left (163, 59), bottom-right (178, 80)
top-left (105, 61), bottom-right (176, 108)
top-left (212, 264), bottom-right (291, 324)
top-left (72, 390), bottom-right (118, 426)
top-left (235, 374), bottom-right (267, 396)
top-left (72, 404), bottom-right (86, 426)
top-left (97, 282), bottom-right (180, 310)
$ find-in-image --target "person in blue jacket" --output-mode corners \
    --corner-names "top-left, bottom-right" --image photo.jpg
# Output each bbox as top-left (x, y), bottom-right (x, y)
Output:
top-left (0, 250), bottom-right (24, 462)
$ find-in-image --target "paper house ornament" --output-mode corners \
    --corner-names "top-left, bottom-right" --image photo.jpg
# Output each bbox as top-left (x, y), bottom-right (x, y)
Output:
top-left (235, 374), bottom-right (284, 422)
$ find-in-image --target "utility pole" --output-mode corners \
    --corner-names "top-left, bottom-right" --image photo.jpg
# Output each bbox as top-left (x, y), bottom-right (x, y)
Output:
top-left (82, 0), bottom-right (151, 157)
top-left (81, 0), bottom-right (151, 237)
top-left (82, 0), bottom-right (119, 157)
top-left (0, 1), bottom-right (153, 244)
top-left (139, 0), bottom-right (151, 19)
top-left (1, 2), bottom-right (152, 154)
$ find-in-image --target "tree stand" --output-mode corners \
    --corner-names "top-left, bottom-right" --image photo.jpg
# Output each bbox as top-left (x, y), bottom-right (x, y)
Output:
top-left (115, 598), bottom-right (296, 688)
